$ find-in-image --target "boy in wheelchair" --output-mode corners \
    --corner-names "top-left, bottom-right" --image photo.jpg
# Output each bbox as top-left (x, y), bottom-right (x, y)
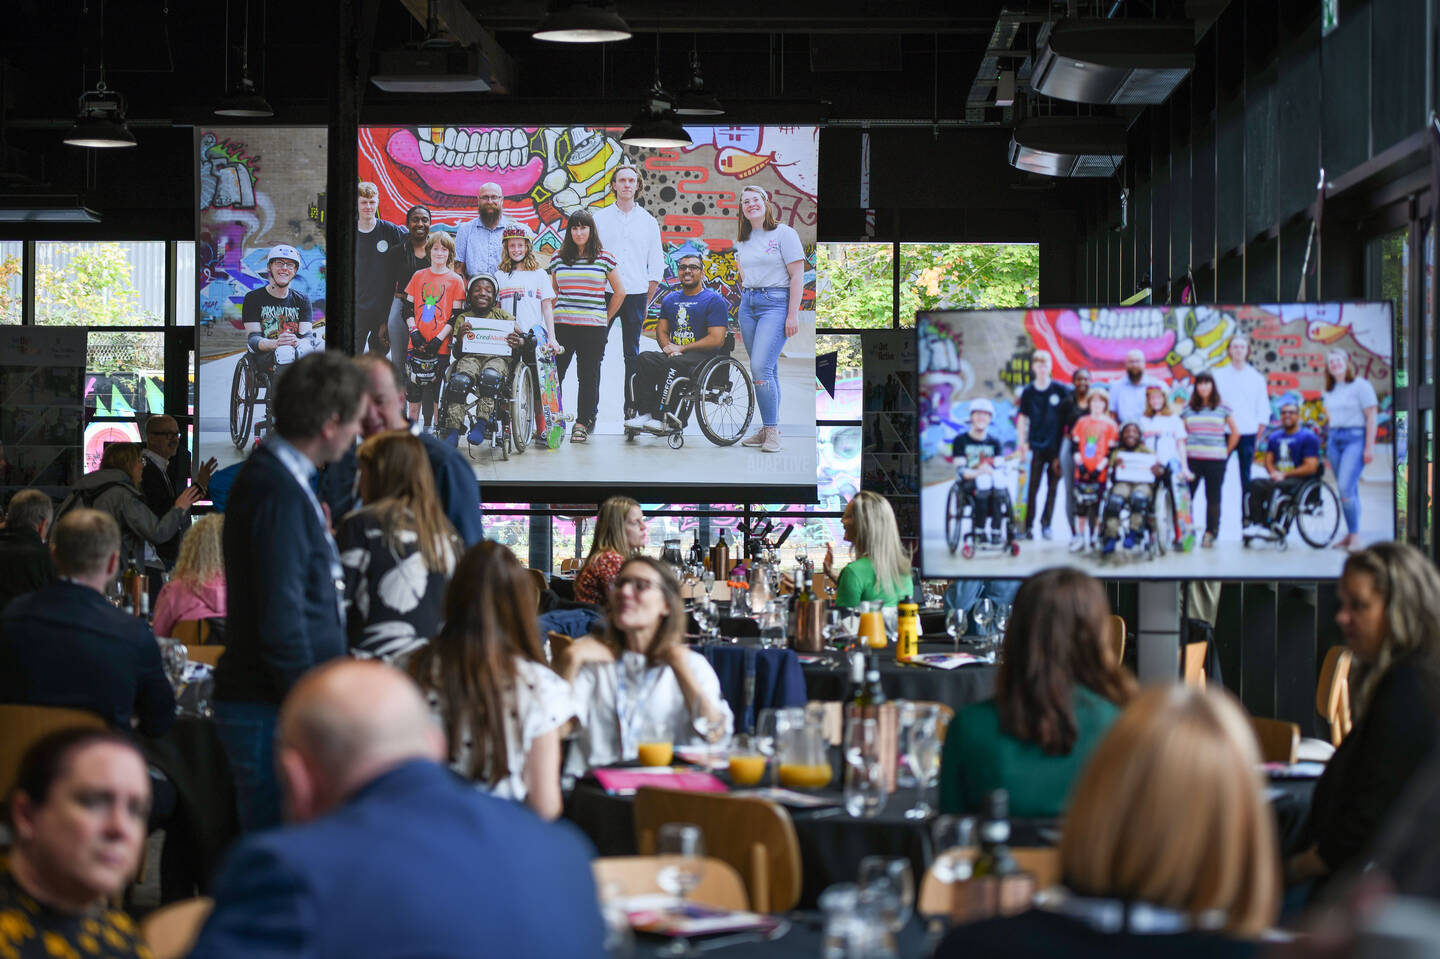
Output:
top-left (436, 273), bottom-right (531, 448)
top-left (1243, 400), bottom-right (1321, 537)
top-left (950, 398), bottom-right (1014, 547)
top-left (624, 252), bottom-right (730, 434)
top-left (243, 244), bottom-right (320, 371)
top-left (1069, 388), bottom-right (1118, 552)
top-left (1100, 422), bottom-right (1165, 557)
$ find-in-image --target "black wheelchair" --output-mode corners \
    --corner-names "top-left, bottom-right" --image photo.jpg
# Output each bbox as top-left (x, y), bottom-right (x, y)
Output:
top-left (229, 350), bottom-right (275, 450)
top-left (944, 463), bottom-right (1020, 558)
top-left (1097, 464), bottom-right (1175, 562)
top-left (437, 331), bottom-right (539, 461)
top-left (1241, 465), bottom-right (1342, 550)
top-left (622, 332), bottom-right (756, 449)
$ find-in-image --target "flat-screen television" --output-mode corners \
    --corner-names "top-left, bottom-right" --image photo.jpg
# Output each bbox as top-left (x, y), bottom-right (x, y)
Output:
top-left (917, 303), bottom-right (1396, 580)
top-left (354, 123), bottom-right (820, 502)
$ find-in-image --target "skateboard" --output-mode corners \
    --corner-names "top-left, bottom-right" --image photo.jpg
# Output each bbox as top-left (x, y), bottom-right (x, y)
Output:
top-left (1168, 458), bottom-right (1196, 551)
top-left (1011, 449), bottom-right (1031, 530)
top-left (531, 325), bottom-right (566, 449)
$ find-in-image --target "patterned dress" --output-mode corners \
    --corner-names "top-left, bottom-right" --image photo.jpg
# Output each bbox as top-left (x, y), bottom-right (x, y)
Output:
top-left (574, 550), bottom-right (624, 607)
top-left (0, 865), bottom-right (152, 959)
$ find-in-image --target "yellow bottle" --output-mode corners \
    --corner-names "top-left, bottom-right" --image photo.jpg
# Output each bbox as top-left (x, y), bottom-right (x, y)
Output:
top-left (896, 603), bottom-right (920, 662)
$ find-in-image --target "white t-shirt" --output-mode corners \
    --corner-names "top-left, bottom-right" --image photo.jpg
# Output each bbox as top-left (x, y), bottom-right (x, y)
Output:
top-left (565, 648), bottom-right (735, 776)
top-left (1210, 363), bottom-right (1271, 435)
top-left (1324, 378), bottom-right (1379, 429)
top-left (735, 224), bottom-right (804, 290)
top-left (591, 203), bottom-right (665, 293)
top-left (1140, 413), bottom-right (1187, 465)
top-left (495, 267), bottom-right (554, 335)
top-left (427, 656), bottom-right (576, 803)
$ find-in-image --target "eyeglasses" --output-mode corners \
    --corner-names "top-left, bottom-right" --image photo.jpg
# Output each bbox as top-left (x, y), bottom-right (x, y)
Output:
top-left (611, 576), bottom-right (662, 595)
top-left (677, 264), bottom-right (702, 271)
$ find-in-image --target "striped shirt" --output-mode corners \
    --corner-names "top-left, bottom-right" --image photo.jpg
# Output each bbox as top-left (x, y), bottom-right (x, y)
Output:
top-left (548, 251), bottom-right (618, 328)
top-left (1182, 404), bottom-right (1233, 460)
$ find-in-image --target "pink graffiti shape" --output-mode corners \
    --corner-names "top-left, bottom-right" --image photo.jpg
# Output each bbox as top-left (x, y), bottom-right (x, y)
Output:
top-left (1047, 311), bottom-right (1176, 366)
top-left (385, 128), bottom-right (544, 199)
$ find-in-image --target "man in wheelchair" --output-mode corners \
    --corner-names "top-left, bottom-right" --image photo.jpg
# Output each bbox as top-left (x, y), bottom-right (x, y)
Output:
top-left (436, 273), bottom-right (521, 448)
top-left (951, 398), bottom-right (1011, 546)
top-left (624, 252), bottom-right (729, 433)
top-left (1244, 400), bottom-right (1320, 536)
top-left (1101, 422), bottom-right (1164, 556)
top-left (243, 244), bottom-right (319, 373)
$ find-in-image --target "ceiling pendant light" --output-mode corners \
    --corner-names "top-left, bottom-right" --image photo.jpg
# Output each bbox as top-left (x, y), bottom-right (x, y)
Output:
top-left (534, 2), bottom-right (632, 43)
top-left (621, 37), bottom-right (691, 149)
top-left (675, 49), bottom-right (724, 117)
top-left (215, 0), bottom-right (274, 117)
top-left (64, 0), bottom-right (137, 148)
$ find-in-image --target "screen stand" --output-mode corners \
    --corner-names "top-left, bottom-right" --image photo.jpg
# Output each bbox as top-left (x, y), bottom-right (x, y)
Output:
top-left (1135, 581), bottom-right (1180, 683)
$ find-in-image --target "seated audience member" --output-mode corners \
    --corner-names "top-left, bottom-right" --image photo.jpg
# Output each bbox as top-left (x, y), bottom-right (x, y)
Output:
top-left (151, 513), bottom-right (226, 639)
top-left (574, 496), bottom-right (647, 607)
top-left (2, 729), bottom-right (155, 958)
top-left (0, 488), bottom-right (56, 613)
top-left (58, 442), bottom-right (201, 573)
top-left (563, 557), bottom-right (732, 775)
top-left (823, 490), bottom-right (914, 608)
top-left (0, 509), bottom-right (173, 735)
top-left (624, 252), bottom-right (729, 432)
top-left (409, 542), bottom-right (574, 820)
top-left (338, 430), bottom-right (460, 663)
top-left (189, 660), bottom-right (605, 958)
top-left (937, 685), bottom-right (1278, 958)
top-left (938, 567), bottom-right (1133, 818)
top-left (1286, 542), bottom-right (1440, 890)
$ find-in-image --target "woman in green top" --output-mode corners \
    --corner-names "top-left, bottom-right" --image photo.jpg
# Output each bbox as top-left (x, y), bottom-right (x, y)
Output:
top-left (939, 566), bottom-right (1135, 818)
top-left (823, 491), bottom-right (913, 608)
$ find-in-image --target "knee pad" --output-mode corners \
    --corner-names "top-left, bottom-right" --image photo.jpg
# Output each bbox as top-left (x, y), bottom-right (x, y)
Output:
top-left (443, 370), bottom-right (476, 407)
top-left (476, 367), bottom-right (504, 399)
top-left (1106, 492), bottom-right (1126, 514)
top-left (974, 473), bottom-right (995, 492)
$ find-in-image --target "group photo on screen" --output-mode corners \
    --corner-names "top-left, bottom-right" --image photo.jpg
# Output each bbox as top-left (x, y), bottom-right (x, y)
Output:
top-left (352, 124), bottom-right (819, 494)
top-left (917, 303), bottom-right (1396, 580)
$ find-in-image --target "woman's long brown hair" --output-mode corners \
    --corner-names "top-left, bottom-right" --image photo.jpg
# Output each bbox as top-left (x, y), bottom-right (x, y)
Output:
top-left (408, 541), bottom-right (547, 785)
top-left (994, 566), bottom-right (1135, 755)
top-left (355, 430), bottom-right (458, 574)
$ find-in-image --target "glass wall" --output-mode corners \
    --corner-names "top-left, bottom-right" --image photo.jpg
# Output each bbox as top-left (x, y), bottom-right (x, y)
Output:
top-left (0, 241), bottom-right (21, 324)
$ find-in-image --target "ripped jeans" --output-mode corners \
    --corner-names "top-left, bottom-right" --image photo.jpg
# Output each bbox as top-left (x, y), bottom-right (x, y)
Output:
top-left (737, 287), bottom-right (791, 428)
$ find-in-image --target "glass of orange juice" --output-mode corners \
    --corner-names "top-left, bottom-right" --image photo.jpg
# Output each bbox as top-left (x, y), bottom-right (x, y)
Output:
top-left (727, 734), bottom-right (767, 787)
top-left (637, 718), bottom-right (674, 767)
top-left (858, 600), bottom-right (887, 650)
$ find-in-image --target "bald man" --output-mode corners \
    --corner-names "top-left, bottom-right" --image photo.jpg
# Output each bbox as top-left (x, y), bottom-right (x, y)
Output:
top-left (191, 661), bottom-right (606, 958)
top-left (1107, 348), bottom-right (1161, 428)
top-left (454, 180), bottom-right (523, 282)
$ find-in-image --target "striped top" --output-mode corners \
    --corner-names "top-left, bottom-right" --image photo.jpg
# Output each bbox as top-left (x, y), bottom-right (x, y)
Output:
top-left (1181, 403), bottom-right (1233, 460)
top-left (548, 251), bottom-right (618, 327)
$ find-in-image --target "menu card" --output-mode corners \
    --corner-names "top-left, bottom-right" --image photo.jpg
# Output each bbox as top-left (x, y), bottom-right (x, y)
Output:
top-left (591, 767), bottom-right (728, 796)
top-left (620, 895), bottom-right (784, 938)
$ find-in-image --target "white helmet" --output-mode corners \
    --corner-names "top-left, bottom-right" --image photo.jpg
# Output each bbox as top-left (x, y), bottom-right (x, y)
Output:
top-left (267, 244), bottom-right (302, 269)
top-left (968, 397), bottom-right (995, 417)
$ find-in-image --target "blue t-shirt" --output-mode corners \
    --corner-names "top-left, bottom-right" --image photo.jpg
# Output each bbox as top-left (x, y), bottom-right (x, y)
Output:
top-left (1270, 428), bottom-right (1320, 475)
top-left (659, 287), bottom-right (729, 354)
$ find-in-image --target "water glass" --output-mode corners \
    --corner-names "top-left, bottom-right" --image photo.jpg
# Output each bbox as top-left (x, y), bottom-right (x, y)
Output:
top-left (758, 600), bottom-right (786, 649)
top-left (701, 569), bottom-right (715, 598)
top-left (857, 856), bottom-right (915, 934)
top-left (656, 823), bottom-right (706, 957)
top-left (930, 816), bottom-right (977, 884)
top-left (991, 603), bottom-right (1012, 660)
top-left (843, 717), bottom-right (887, 819)
top-left (903, 706), bottom-right (941, 820)
top-left (945, 608), bottom-right (967, 653)
top-left (820, 884), bottom-right (897, 959)
top-left (971, 598), bottom-right (995, 641)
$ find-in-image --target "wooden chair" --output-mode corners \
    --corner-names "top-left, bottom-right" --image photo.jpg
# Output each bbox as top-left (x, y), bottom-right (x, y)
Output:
top-left (593, 856), bottom-right (749, 911)
top-left (169, 619), bottom-right (212, 645)
top-left (526, 568), bottom-right (549, 600)
top-left (139, 896), bottom-right (214, 959)
top-left (1104, 614), bottom-right (1126, 667)
top-left (560, 557), bottom-right (579, 573)
top-left (1181, 639), bottom-right (1208, 689)
top-left (918, 847), bottom-right (1061, 919)
top-left (1317, 645), bottom-right (1353, 746)
top-left (1249, 716), bottom-right (1300, 764)
top-left (0, 704), bottom-right (107, 798)
top-left (634, 788), bottom-right (802, 913)
top-left (186, 644), bottom-right (226, 668)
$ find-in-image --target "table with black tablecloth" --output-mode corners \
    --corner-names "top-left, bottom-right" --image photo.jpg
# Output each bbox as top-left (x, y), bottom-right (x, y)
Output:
top-left (802, 641), bottom-right (998, 714)
top-left (633, 913), bottom-right (934, 957)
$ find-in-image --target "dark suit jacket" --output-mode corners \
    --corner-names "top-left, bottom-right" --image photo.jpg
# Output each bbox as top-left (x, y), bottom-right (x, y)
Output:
top-left (189, 760), bottom-right (607, 959)
top-left (318, 430), bottom-right (484, 547)
top-left (0, 580), bottom-right (174, 735)
top-left (140, 455), bottom-right (185, 568)
top-left (214, 442), bottom-right (346, 705)
top-left (0, 526), bottom-right (56, 614)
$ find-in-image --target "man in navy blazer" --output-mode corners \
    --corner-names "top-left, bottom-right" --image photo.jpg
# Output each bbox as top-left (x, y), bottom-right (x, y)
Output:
top-left (213, 350), bottom-right (369, 832)
top-left (191, 660), bottom-right (607, 959)
top-left (318, 355), bottom-right (485, 546)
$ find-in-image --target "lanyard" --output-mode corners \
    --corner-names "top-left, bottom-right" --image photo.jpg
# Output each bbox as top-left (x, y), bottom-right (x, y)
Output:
top-left (614, 653), bottom-right (668, 758)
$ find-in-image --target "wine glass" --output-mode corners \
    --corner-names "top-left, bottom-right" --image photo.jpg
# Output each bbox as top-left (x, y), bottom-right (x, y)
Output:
top-left (702, 568), bottom-right (716, 599)
top-left (844, 716), bottom-right (887, 818)
top-left (691, 602), bottom-right (711, 645)
top-left (945, 608), bottom-right (968, 653)
top-left (857, 856), bottom-right (915, 935)
top-left (903, 707), bottom-right (941, 820)
top-left (972, 598), bottom-right (995, 645)
top-left (795, 541), bottom-right (810, 572)
top-left (930, 816), bottom-right (977, 883)
top-left (991, 603), bottom-right (1012, 662)
top-left (754, 708), bottom-right (780, 780)
top-left (656, 822), bottom-right (706, 957)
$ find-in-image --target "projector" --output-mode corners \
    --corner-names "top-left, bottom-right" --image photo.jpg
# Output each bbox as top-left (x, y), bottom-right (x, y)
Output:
top-left (373, 43), bottom-right (491, 94)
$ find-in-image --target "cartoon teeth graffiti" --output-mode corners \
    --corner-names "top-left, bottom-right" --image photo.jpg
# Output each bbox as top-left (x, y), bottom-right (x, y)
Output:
top-left (1024, 308), bottom-right (1178, 378)
top-left (373, 126), bottom-right (546, 225)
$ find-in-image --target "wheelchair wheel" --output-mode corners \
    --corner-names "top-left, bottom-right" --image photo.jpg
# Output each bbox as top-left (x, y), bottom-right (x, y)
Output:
top-left (1295, 481), bottom-right (1342, 548)
top-left (1150, 487), bottom-right (1172, 558)
top-left (694, 357), bottom-right (755, 446)
top-left (945, 483), bottom-right (964, 554)
top-left (229, 353), bottom-right (255, 450)
top-left (510, 364), bottom-right (535, 454)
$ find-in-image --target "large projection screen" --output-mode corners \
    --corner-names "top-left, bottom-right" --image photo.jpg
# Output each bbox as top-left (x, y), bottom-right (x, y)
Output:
top-left (918, 303), bottom-right (1395, 580)
top-left (357, 124), bottom-right (819, 502)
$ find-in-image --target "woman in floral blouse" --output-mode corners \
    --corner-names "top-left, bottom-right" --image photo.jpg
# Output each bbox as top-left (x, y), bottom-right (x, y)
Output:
top-left (574, 496), bottom-right (648, 607)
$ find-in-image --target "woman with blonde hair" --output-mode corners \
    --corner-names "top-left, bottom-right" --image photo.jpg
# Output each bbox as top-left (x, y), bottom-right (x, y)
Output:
top-left (822, 490), bottom-right (913, 608)
top-left (1322, 348), bottom-right (1378, 550)
top-left (409, 541), bottom-right (574, 820)
top-left (1287, 541), bottom-right (1440, 889)
top-left (734, 185), bottom-right (805, 453)
top-left (562, 556), bottom-right (732, 774)
top-left (152, 513), bottom-right (227, 638)
top-left (574, 496), bottom-right (647, 606)
top-left (939, 566), bottom-right (1134, 817)
top-left (938, 685), bottom-right (1278, 957)
top-left (337, 430), bottom-right (461, 663)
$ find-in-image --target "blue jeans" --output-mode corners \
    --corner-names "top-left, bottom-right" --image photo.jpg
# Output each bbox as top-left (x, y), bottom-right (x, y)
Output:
top-left (608, 292), bottom-right (648, 410)
top-left (1330, 426), bottom-right (1366, 534)
top-left (213, 700), bottom-right (282, 833)
top-left (944, 580), bottom-right (1021, 636)
top-left (738, 288), bottom-right (790, 427)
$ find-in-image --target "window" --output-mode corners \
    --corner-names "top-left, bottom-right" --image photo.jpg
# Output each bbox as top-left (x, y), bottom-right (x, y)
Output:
top-left (816, 333), bottom-right (862, 420)
top-left (176, 241), bottom-right (197, 328)
top-left (898, 243), bottom-right (1040, 320)
top-left (35, 241), bottom-right (166, 327)
top-left (813, 243), bottom-right (895, 330)
top-left (0, 241), bottom-right (20, 324)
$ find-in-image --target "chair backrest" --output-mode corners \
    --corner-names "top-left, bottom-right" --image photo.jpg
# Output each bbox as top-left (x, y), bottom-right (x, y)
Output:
top-left (560, 557), bottom-right (579, 573)
top-left (593, 856), bottom-right (750, 911)
top-left (526, 568), bottom-right (549, 601)
top-left (1248, 716), bottom-right (1300, 764)
top-left (1181, 640), bottom-right (1208, 689)
top-left (918, 847), bottom-right (1060, 919)
top-left (634, 787), bottom-right (802, 913)
top-left (0, 705), bottom-right (108, 799)
top-left (1104, 614), bottom-right (1126, 666)
top-left (169, 619), bottom-right (208, 645)
top-left (1316, 645), bottom-right (1354, 747)
top-left (186, 644), bottom-right (226, 668)
top-left (139, 896), bottom-right (214, 959)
